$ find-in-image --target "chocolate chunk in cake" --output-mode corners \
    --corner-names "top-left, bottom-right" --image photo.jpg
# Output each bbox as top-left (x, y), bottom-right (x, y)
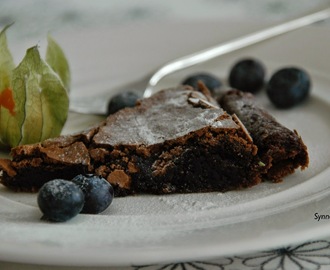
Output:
top-left (0, 86), bottom-right (262, 196)
top-left (219, 89), bottom-right (309, 182)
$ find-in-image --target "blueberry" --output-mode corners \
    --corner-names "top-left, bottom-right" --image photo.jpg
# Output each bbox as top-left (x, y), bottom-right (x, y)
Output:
top-left (37, 179), bottom-right (84, 222)
top-left (71, 174), bottom-right (114, 214)
top-left (266, 67), bottom-right (311, 109)
top-left (182, 72), bottom-right (222, 96)
top-left (229, 58), bottom-right (266, 93)
top-left (107, 91), bottom-right (139, 115)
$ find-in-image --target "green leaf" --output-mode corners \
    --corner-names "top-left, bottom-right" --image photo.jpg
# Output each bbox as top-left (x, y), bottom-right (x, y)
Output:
top-left (0, 24), bottom-right (15, 90)
top-left (0, 26), bottom-right (71, 148)
top-left (46, 35), bottom-right (71, 91)
top-left (0, 24), bottom-right (16, 147)
top-left (0, 46), bottom-right (69, 147)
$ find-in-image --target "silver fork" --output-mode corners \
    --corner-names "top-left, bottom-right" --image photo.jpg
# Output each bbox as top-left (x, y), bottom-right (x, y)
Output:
top-left (69, 6), bottom-right (330, 115)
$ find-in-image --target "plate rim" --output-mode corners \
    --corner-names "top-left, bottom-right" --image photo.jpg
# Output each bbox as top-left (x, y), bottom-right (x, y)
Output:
top-left (0, 21), bottom-right (330, 267)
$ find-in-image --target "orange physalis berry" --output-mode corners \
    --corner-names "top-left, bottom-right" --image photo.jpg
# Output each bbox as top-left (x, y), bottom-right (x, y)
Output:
top-left (0, 88), bottom-right (16, 116)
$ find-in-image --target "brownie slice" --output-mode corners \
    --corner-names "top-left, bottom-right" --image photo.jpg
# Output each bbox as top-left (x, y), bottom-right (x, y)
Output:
top-left (0, 86), bottom-right (262, 196)
top-left (219, 89), bottom-right (309, 182)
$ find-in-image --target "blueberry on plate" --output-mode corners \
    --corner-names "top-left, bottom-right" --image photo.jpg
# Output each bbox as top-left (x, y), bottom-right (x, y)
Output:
top-left (266, 67), bottom-right (311, 109)
top-left (107, 91), bottom-right (140, 115)
top-left (71, 174), bottom-right (114, 214)
top-left (182, 72), bottom-right (222, 96)
top-left (229, 58), bottom-right (266, 93)
top-left (37, 179), bottom-right (84, 222)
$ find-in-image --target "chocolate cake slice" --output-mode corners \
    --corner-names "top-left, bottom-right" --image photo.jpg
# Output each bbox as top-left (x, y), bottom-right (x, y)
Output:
top-left (0, 86), bottom-right (263, 196)
top-left (219, 89), bottom-right (309, 182)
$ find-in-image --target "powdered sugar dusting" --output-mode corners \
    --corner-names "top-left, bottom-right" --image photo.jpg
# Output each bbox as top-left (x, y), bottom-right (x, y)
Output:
top-left (95, 89), bottom-right (238, 146)
top-left (158, 196), bottom-right (220, 212)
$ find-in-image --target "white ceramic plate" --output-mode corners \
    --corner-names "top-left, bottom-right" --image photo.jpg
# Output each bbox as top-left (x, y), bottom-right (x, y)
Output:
top-left (0, 21), bottom-right (330, 267)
